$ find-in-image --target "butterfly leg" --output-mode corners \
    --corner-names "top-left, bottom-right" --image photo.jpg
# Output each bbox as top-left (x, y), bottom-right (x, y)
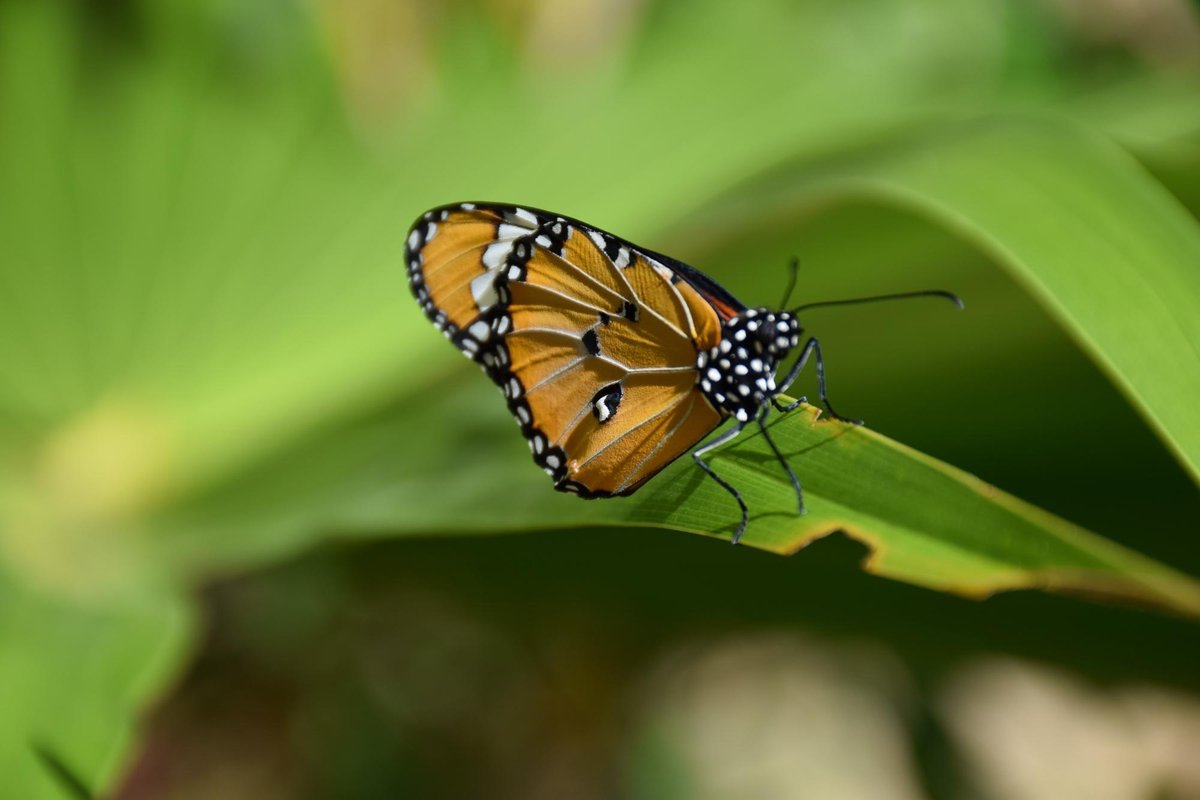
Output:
top-left (756, 405), bottom-right (805, 515)
top-left (772, 337), bottom-right (863, 425)
top-left (692, 422), bottom-right (750, 544)
top-left (771, 336), bottom-right (816, 413)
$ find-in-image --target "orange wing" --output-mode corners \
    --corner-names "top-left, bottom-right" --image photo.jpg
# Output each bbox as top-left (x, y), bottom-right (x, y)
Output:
top-left (406, 202), bottom-right (729, 496)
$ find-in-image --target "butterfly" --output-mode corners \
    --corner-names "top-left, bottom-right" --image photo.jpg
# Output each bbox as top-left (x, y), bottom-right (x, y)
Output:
top-left (405, 202), bottom-right (961, 543)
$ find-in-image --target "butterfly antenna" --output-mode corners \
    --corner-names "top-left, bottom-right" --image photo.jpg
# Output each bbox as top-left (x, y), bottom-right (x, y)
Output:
top-left (779, 256), bottom-right (800, 309)
top-left (791, 289), bottom-right (963, 314)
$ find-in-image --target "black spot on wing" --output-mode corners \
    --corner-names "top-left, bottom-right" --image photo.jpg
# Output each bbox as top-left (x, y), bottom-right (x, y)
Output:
top-left (582, 328), bottom-right (601, 356)
top-left (601, 233), bottom-right (622, 262)
top-left (535, 217), bottom-right (570, 255)
top-left (591, 382), bottom-right (623, 424)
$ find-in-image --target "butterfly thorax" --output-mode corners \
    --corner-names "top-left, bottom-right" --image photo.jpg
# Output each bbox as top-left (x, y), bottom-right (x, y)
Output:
top-left (696, 308), bottom-right (800, 423)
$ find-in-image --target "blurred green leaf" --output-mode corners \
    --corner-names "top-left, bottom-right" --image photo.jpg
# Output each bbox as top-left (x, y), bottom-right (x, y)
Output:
top-left (159, 389), bottom-right (1200, 615)
top-left (150, 115), bottom-right (1200, 617)
top-left (0, 573), bottom-right (193, 800)
top-left (1, 0), bottom-right (1199, 795)
top-left (2, 0), bottom-right (1199, 794)
top-left (691, 117), bottom-right (1200, 484)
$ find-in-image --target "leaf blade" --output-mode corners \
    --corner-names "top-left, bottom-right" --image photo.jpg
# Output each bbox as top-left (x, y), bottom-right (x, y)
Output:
top-left (692, 117), bottom-right (1200, 483)
top-left (0, 573), bottom-right (194, 799)
top-left (586, 404), bottom-right (1200, 615)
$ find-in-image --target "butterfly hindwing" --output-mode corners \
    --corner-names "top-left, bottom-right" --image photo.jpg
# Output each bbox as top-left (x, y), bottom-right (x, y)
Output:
top-left (406, 202), bottom-right (727, 496)
top-left (558, 372), bottom-right (721, 495)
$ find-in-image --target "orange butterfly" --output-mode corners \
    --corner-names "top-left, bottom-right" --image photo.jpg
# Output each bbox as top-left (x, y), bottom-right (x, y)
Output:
top-left (406, 203), bottom-right (960, 543)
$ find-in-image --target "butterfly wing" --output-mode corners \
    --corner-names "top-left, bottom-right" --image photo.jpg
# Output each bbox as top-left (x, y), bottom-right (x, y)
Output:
top-left (407, 202), bottom-right (729, 496)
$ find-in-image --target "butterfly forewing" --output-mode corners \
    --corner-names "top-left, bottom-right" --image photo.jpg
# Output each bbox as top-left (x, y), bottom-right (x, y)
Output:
top-left (407, 203), bottom-right (726, 496)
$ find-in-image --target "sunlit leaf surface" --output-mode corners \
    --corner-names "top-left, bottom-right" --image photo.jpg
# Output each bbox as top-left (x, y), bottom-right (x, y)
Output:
top-left (619, 405), bottom-right (1200, 614)
top-left (690, 118), bottom-right (1200, 483)
top-left (0, 573), bottom-right (193, 799)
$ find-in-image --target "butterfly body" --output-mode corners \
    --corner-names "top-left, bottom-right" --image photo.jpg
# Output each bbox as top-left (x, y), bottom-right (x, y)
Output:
top-left (698, 309), bottom-right (800, 424)
top-left (405, 201), bottom-right (938, 543)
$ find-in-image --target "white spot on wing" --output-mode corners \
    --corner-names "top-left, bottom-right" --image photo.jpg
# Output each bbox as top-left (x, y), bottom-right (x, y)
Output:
top-left (498, 223), bottom-right (527, 240)
top-left (649, 259), bottom-right (673, 281)
top-left (471, 271), bottom-right (500, 310)
top-left (483, 241), bottom-right (513, 270)
top-left (469, 320), bottom-right (490, 340)
top-left (513, 208), bottom-right (538, 227)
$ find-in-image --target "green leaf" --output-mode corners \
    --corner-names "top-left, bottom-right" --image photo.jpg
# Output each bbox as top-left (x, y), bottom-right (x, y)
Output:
top-left (0, 572), bottom-right (194, 799)
top-left (154, 379), bottom-right (1200, 617)
top-left (146, 116), bottom-right (1200, 618)
top-left (614, 405), bottom-right (1200, 614)
top-left (687, 117), bottom-right (1200, 484)
top-left (3, 4), bottom-right (1199, 797)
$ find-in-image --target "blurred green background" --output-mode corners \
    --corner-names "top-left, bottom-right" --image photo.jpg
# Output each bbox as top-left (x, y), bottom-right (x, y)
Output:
top-left (1, 0), bottom-right (1199, 797)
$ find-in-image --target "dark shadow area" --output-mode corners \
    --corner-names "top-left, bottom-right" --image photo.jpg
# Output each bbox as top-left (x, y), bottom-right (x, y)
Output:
top-left (119, 526), bottom-right (1200, 799)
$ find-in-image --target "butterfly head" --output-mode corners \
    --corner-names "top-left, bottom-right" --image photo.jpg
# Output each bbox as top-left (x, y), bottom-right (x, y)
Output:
top-left (747, 308), bottom-right (801, 357)
top-left (697, 308), bottom-right (801, 422)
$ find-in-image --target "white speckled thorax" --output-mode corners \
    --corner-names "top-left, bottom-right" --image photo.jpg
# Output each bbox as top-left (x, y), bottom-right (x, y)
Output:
top-left (696, 308), bottom-right (800, 422)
